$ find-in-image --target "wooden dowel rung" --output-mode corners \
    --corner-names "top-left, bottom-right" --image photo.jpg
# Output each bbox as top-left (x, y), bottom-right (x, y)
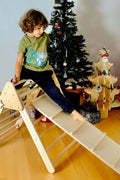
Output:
top-left (19, 86), bottom-right (39, 98)
top-left (14, 79), bottom-right (28, 86)
top-left (0, 111), bottom-right (19, 123)
top-left (91, 133), bottom-right (106, 151)
top-left (70, 122), bottom-right (85, 135)
top-left (17, 82), bottom-right (35, 92)
top-left (46, 132), bottom-right (66, 151)
top-left (52, 140), bottom-right (76, 164)
top-left (39, 124), bottom-right (56, 138)
top-left (0, 124), bottom-right (16, 137)
top-left (0, 119), bottom-right (17, 130)
top-left (0, 116), bottom-right (21, 130)
top-left (1, 108), bottom-right (10, 115)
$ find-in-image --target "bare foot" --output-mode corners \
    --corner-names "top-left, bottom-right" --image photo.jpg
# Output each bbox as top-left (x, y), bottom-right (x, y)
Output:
top-left (71, 110), bottom-right (88, 121)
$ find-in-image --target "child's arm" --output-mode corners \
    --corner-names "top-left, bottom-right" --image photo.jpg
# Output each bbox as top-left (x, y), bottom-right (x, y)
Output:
top-left (12, 52), bottom-right (24, 84)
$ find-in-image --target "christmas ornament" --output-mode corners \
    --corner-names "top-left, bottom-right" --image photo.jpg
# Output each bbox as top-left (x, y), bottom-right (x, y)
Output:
top-left (55, 23), bottom-right (60, 28)
top-left (102, 67), bottom-right (108, 75)
top-left (102, 54), bottom-right (108, 62)
top-left (68, 23), bottom-right (73, 28)
top-left (98, 72), bottom-right (102, 76)
top-left (58, 31), bottom-right (62, 35)
top-left (63, 34), bottom-right (66, 41)
top-left (65, 49), bottom-right (68, 57)
top-left (65, 10), bottom-right (69, 15)
top-left (103, 98), bottom-right (106, 104)
top-left (50, 44), bottom-right (53, 48)
top-left (63, 70), bottom-right (67, 78)
top-left (54, 39), bottom-right (57, 48)
top-left (63, 60), bottom-right (67, 66)
top-left (95, 48), bottom-right (112, 72)
top-left (76, 58), bottom-right (80, 63)
top-left (54, 62), bottom-right (58, 69)
top-left (94, 85), bottom-right (102, 92)
top-left (59, 15), bottom-right (63, 21)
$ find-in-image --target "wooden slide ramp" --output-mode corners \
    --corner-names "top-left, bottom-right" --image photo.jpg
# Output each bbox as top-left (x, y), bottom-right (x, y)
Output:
top-left (32, 93), bottom-right (120, 174)
top-left (0, 81), bottom-right (120, 174)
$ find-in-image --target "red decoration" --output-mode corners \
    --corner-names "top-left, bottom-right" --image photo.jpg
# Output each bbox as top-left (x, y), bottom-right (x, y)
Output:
top-left (115, 87), bottom-right (120, 102)
top-left (56, 23), bottom-right (60, 27)
top-left (58, 31), bottom-right (62, 35)
top-left (101, 54), bottom-right (108, 58)
top-left (95, 100), bottom-right (99, 104)
top-left (41, 117), bottom-right (51, 123)
top-left (98, 72), bottom-right (102, 76)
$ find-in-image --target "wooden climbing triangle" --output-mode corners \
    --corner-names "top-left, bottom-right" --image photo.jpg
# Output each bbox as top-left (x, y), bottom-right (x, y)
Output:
top-left (0, 78), bottom-right (120, 174)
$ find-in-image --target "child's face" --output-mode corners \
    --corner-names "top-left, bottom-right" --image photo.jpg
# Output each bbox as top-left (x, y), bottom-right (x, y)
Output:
top-left (30, 25), bottom-right (44, 37)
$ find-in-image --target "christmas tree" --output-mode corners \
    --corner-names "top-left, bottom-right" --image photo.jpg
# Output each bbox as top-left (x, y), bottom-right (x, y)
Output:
top-left (48, 0), bottom-right (92, 91)
top-left (85, 48), bottom-right (120, 118)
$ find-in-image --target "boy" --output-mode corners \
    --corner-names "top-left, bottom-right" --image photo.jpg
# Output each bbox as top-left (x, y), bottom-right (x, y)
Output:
top-left (12, 9), bottom-right (87, 122)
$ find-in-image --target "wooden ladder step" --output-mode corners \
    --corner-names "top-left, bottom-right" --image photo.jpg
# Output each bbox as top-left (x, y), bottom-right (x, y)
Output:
top-left (90, 133), bottom-right (106, 151)
top-left (93, 136), bottom-right (120, 163)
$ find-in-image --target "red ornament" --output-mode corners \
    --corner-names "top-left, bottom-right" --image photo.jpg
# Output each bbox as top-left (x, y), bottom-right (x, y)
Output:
top-left (95, 100), bottom-right (99, 104)
top-left (101, 54), bottom-right (108, 58)
top-left (98, 72), bottom-right (102, 76)
top-left (56, 23), bottom-right (60, 28)
top-left (58, 31), bottom-right (62, 35)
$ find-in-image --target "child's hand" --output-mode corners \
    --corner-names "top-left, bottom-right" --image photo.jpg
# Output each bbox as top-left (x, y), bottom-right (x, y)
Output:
top-left (12, 76), bottom-right (20, 84)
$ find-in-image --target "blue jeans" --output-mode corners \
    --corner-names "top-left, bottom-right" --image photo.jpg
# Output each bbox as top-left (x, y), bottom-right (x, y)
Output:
top-left (19, 67), bottom-right (74, 114)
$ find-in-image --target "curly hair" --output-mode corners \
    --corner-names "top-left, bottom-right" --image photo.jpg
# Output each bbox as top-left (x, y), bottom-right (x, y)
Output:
top-left (19, 9), bottom-right (49, 33)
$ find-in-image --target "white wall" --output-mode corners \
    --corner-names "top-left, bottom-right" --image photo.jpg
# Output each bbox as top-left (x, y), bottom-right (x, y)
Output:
top-left (0, 0), bottom-right (120, 91)
top-left (74, 0), bottom-right (120, 86)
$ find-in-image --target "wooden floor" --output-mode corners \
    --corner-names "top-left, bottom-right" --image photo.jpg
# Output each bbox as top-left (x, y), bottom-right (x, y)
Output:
top-left (0, 108), bottom-right (120, 180)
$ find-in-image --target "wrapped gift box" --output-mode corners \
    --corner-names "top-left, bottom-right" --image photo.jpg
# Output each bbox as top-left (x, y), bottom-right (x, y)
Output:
top-left (80, 102), bottom-right (101, 124)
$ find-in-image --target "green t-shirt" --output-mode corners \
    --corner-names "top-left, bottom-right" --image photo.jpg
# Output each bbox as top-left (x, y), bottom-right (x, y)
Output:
top-left (18, 32), bottom-right (51, 71)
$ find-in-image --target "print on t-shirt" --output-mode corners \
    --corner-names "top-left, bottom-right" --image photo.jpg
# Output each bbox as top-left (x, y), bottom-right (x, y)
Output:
top-left (25, 48), bottom-right (47, 66)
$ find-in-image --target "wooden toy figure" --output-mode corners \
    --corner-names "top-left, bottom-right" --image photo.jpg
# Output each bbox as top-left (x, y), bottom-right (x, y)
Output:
top-left (85, 48), bottom-right (120, 118)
